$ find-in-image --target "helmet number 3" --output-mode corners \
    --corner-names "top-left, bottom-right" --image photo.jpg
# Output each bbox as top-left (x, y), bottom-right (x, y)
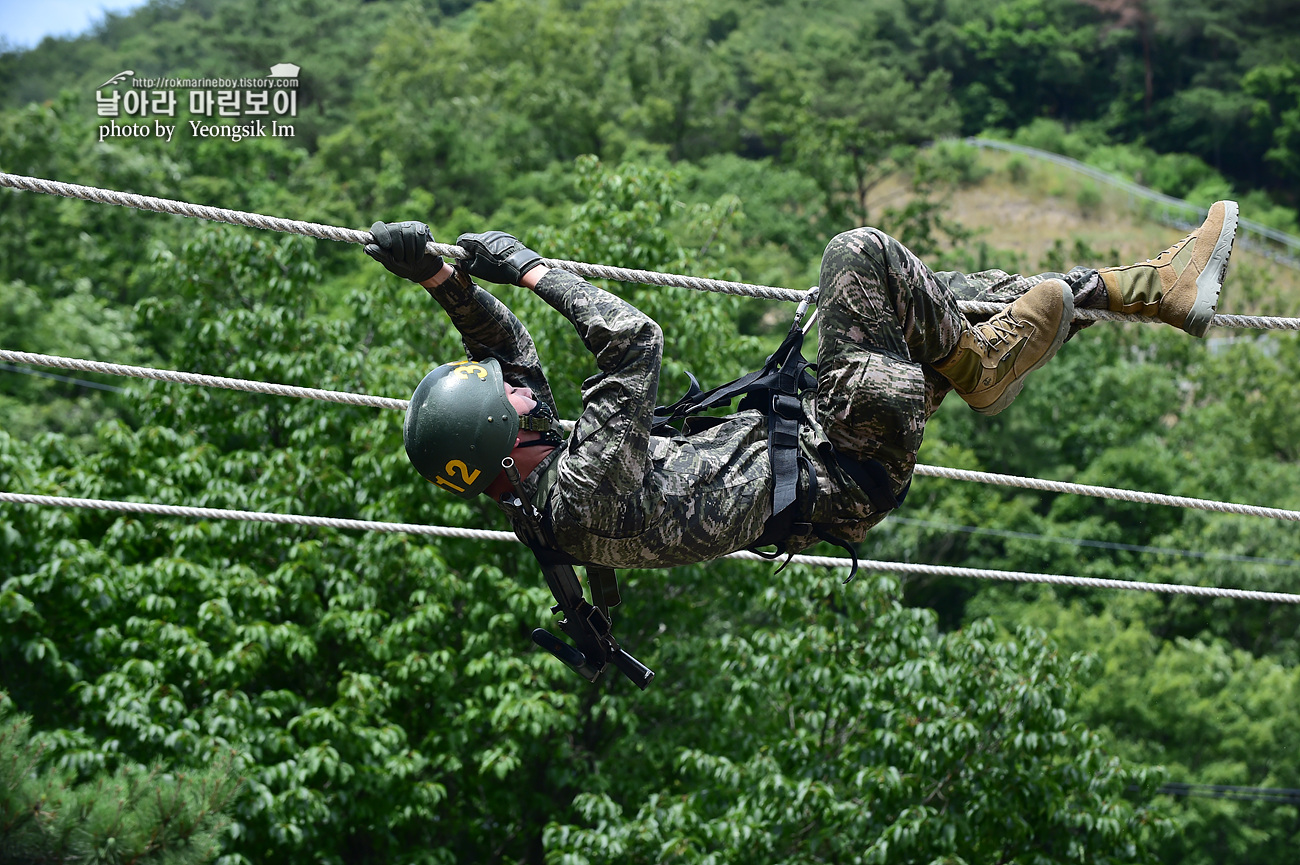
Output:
top-left (453, 363), bottom-right (489, 381)
top-left (435, 459), bottom-right (481, 493)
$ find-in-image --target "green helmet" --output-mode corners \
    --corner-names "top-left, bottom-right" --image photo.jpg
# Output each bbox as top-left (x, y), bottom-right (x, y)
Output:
top-left (404, 358), bottom-right (519, 498)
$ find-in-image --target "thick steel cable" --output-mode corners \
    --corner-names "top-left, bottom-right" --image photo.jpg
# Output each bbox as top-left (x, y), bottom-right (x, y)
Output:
top-left (4, 171), bottom-right (1300, 327)
top-left (8, 348), bottom-right (1299, 525)
top-left (912, 464), bottom-right (1300, 523)
top-left (4, 491), bottom-right (1297, 603)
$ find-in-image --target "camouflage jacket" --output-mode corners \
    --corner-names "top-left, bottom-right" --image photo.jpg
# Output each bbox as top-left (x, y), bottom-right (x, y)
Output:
top-left (428, 267), bottom-right (888, 569)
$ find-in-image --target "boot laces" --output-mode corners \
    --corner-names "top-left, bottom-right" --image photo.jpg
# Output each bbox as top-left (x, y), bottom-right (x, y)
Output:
top-left (1141, 232), bottom-right (1194, 265)
top-left (972, 312), bottom-right (1025, 356)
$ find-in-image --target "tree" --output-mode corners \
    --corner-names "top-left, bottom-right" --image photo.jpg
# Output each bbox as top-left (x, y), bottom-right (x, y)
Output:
top-left (1244, 64), bottom-right (1300, 194)
top-left (1079, 0), bottom-right (1154, 116)
top-left (0, 692), bottom-right (239, 865)
top-left (546, 588), bottom-right (1173, 864)
top-left (741, 45), bottom-right (959, 230)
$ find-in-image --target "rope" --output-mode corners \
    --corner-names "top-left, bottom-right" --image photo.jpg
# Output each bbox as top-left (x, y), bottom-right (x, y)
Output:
top-left (912, 464), bottom-right (1300, 524)
top-left (8, 348), bottom-right (1298, 525)
top-left (4, 491), bottom-right (1297, 604)
top-left (732, 550), bottom-right (1300, 604)
top-left (0, 491), bottom-right (513, 541)
top-left (0, 349), bottom-right (409, 411)
top-left (960, 302), bottom-right (1300, 331)
top-left (0, 172), bottom-right (803, 303)
top-left (1155, 783), bottom-right (1300, 804)
top-left (0, 360), bottom-right (125, 392)
top-left (889, 515), bottom-right (1300, 567)
top-left (4, 171), bottom-right (1300, 328)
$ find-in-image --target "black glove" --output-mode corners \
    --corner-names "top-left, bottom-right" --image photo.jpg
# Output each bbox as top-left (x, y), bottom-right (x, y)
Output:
top-left (456, 231), bottom-right (544, 285)
top-left (365, 221), bottom-right (446, 283)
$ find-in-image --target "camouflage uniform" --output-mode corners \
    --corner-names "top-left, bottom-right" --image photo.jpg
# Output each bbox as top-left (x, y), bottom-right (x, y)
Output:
top-left (428, 227), bottom-right (1106, 568)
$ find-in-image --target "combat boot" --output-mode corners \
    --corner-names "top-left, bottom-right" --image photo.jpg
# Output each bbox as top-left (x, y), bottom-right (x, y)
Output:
top-left (1096, 200), bottom-right (1238, 337)
top-left (932, 279), bottom-right (1073, 416)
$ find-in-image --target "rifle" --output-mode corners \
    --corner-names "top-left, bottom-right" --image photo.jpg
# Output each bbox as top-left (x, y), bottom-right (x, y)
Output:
top-left (502, 458), bottom-right (655, 690)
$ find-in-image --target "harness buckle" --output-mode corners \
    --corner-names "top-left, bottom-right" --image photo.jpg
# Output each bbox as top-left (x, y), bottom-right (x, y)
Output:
top-left (772, 392), bottom-right (802, 420)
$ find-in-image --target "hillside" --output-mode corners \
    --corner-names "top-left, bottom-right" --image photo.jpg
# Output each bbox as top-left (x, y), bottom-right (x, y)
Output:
top-left (945, 149), bottom-right (1300, 315)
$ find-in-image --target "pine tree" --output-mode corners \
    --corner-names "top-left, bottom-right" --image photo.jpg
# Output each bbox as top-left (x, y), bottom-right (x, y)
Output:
top-left (0, 693), bottom-right (239, 865)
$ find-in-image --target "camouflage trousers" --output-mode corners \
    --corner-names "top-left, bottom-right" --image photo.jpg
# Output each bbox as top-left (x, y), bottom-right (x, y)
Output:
top-left (814, 227), bottom-right (1107, 495)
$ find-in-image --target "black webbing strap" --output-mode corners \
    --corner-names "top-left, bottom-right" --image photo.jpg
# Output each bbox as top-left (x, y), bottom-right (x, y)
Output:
top-left (654, 324), bottom-right (817, 524)
top-left (652, 367), bottom-right (767, 430)
top-left (653, 317), bottom-right (908, 565)
top-left (764, 327), bottom-right (812, 516)
top-left (519, 507), bottom-right (624, 620)
top-left (653, 323), bottom-right (814, 522)
top-left (497, 459), bottom-right (653, 688)
top-left (502, 496), bottom-right (651, 689)
top-left (587, 567), bottom-right (622, 618)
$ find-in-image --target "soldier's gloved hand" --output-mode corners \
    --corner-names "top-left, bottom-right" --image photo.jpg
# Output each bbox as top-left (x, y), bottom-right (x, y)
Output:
top-left (365, 221), bottom-right (446, 283)
top-left (456, 231), bottom-right (544, 285)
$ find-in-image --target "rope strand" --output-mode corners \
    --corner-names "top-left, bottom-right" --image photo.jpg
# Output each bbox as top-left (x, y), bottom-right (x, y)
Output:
top-left (7, 347), bottom-right (1295, 525)
top-left (5, 171), bottom-right (1300, 327)
top-left (0, 349), bottom-right (408, 411)
top-left (3, 490), bottom-right (1295, 603)
top-left (912, 464), bottom-right (1300, 523)
top-left (0, 172), bottom-right (804, 303)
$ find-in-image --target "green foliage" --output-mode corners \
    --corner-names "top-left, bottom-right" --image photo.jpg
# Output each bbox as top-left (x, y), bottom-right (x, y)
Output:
top-left (954, 0), bottom-right (1108, 127)
top-left (1244, 64), bottom-right (1300, 189)
top-left (0, 692), bottom-right (239, 865)
top-left (528, 155), bottom-right (762, 404)
top-left (0, 278), bottom-right (139, 444)
top-left (971, 604), bottom-right (1300, 865)
top-left (744, 44), bottom-right (960, 229)
top-left (0, 155), bottom-right (1177, 862)
top-left (4, 0), bottom-right (1300, 860)
top-left (546, 597), bottom-right (1172, 864)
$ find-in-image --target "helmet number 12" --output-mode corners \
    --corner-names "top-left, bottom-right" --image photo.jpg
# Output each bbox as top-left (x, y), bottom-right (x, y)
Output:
top-left (435, 459), bottom-right (481, 493)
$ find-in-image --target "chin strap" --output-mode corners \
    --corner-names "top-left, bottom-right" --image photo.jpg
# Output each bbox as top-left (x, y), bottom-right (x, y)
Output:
top-left (516, 402), bottom-right (564, 443)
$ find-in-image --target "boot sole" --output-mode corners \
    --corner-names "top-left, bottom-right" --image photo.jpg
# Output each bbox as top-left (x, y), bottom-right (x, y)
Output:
top-left (1185, 200), bottom-right (1239, 337)
top-left (978, 281), bottom-right (1074, 415)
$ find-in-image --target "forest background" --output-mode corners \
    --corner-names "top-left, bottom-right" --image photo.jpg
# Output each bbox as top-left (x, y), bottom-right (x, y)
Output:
top-left (3, 0), bottom-right (1300, 862)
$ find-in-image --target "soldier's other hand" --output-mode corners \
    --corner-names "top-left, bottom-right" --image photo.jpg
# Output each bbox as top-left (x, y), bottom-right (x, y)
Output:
top-left (456, 231), bottom-right (544, 285)
top-left (365, 221), bottom-right (446, 283)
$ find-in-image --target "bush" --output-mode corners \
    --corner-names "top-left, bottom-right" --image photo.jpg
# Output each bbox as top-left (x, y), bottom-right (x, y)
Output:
top-left (1077, 182), bottom-right (1102, 217)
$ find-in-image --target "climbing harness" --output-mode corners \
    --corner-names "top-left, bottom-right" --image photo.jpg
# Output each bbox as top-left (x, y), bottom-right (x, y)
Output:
top-left (652, 291), bottom-right (905, 578)
top-left (498, 459), bottom-right (654, 689)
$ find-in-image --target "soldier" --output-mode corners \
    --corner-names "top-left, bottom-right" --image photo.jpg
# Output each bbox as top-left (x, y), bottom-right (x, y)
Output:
top-left (366, 201), bottom-right (1238, 569)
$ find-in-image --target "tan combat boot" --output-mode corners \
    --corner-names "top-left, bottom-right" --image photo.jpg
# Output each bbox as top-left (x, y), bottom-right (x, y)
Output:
top-left (933, 279), bottom-right (1073, 416)
top-left (1096, 200), bottom-right (1239, 337)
